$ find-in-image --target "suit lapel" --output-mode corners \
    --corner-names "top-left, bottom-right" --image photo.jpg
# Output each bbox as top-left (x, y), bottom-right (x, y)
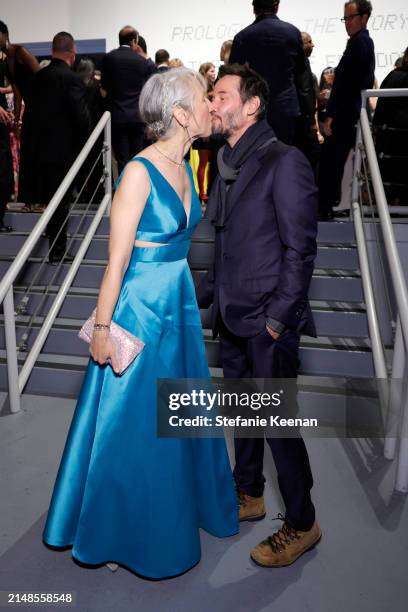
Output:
top-left (223, 156), bottom-right (263, 224)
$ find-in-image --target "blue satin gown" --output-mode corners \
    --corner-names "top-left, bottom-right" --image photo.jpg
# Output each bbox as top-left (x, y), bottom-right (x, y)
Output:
top-left (42, 157), bottom-right (239, 578)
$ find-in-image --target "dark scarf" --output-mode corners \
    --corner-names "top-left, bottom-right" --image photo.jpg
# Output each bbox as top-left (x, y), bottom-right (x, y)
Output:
top-left (208, 119), bottom-right (276, 228)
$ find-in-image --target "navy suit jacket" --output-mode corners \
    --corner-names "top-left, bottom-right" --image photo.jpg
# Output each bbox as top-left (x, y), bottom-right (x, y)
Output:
top-left (101, 46), bottom-right (155, 124)
top-left (196, 134), bottom-right (318, 339)
top-left (229, 14), bottom-right (306, 121)
top-left (327, 28), bottom-right (375, 127)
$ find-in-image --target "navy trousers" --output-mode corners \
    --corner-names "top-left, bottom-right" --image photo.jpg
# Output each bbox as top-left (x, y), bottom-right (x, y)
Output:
top-left (112, 122), bottom-right (144, 175)
top-left (218, 317), bottom-right (316, 531)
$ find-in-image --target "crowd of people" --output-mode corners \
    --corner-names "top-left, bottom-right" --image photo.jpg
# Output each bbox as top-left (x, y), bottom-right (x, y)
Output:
top-left (0, 0), bottom-right (407, 582)
top-left (1, 0), bottom-right (407, 239)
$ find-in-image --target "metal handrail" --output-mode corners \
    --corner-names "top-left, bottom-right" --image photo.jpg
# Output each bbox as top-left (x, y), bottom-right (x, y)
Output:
top-left (0, 111), bottom-right (111, 305)
top-left (351, 124), bottom-right (388, 380)
top-left (362, 88), bottom-right (408, 103)
top-left (0, 111), bottom-right (112, 413)
top-left (360, 106), bottom-right (408, 352)
top-left (354, 89), bottom-right (408, 492)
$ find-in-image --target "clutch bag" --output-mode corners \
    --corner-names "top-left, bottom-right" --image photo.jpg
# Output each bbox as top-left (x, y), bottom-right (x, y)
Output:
top-left (78, 309), bottom-right (145, 374)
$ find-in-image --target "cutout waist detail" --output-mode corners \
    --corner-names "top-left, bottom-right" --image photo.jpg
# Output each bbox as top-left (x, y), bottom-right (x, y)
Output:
top-left (129, 239), bottom-right (191, 263)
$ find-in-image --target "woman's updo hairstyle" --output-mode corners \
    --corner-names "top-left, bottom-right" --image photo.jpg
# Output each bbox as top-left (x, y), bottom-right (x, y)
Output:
top-left (139, 67), bottom-right (206, 140)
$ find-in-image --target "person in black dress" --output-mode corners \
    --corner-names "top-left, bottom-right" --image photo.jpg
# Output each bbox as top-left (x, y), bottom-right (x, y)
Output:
top-left (0, 20), bottom-right (40, 212)
top-left (373, 47), bottom-right (408, 205)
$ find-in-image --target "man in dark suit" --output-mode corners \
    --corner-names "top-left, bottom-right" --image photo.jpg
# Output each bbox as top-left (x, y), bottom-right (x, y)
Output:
top-left (101, 26), bottom-right (155, 173)
top-left (23, 32), bottom-right (90, 263)
top-left (318, 0), bottom-right (375, 219)
top-left (197, 63), bottom-right (321, 567)
top-left (229, 0), bottom-right (306, 144)
top-left (135, 35), bottom-right (156, 72)
top-left (154, 49), bottom-right (170, 72)
top-left (294, 32), bottom-right (321, 178)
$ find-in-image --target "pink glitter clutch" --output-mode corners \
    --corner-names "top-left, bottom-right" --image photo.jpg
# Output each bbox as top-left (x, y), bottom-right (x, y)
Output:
top-left (78, 310), bottom-right (145, 375)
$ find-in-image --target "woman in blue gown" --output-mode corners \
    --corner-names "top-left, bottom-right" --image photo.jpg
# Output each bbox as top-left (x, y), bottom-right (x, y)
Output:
top-left (42, 67), bottom-right (239, 579)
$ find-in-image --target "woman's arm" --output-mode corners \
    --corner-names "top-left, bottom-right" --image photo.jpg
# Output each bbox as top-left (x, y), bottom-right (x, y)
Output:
top-left (12, 47), bottom-right (39, 127)
top-left (0, 84), bottom-right (12, 95)
top-left (17, 46), bottom-right (40, 75)
top-left (90, 161), bottom-right (150, 371)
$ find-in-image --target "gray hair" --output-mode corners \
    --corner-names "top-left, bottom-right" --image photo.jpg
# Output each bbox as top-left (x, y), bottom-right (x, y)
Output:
top-left (139, 67), bottom-right (206, 139)
top-left (76, 58), bottom-right (95, 85)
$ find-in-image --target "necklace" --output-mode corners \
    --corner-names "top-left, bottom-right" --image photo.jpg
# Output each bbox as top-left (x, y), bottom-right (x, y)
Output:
top-left (152, 144), bottom-right (185, 168)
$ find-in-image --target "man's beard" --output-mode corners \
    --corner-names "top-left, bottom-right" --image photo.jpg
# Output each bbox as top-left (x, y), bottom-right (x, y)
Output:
top-left (211, 111), bottom-right (240, 137)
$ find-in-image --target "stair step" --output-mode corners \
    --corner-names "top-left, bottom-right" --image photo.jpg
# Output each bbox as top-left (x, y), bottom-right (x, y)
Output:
top-left (0, 257), bottom-right (364, 302)
top-left (0, 232), bottom-right (359, 270)
top-left (0, 331), bottom-right (374, 397)
top-left (187, 242), bottom-right (359, 270)
top-left (5, 293), bottom-right (369, 339)
top-left (4, 212), bottom-right (357, 244)
top-left (0, 318), bottom-right (371, 355)
top-left (4, 211), bottom-right (109, 235)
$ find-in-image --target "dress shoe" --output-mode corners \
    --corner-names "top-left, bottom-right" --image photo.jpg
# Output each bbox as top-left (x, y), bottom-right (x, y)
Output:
top-left (318, 209), bottom-right (335, 221)
top-left (48, 254), bottom-right (75, 265)
top-left (238, 489), bottom-right (266, 522)
top-left (0, 223), bottom-right (13, 233)
top-left (250, 514), bottom-right (322, 567)
top-left (106, 562), bottom-right (119, 572)
top-left (333, 210), bottom-right (350, 218)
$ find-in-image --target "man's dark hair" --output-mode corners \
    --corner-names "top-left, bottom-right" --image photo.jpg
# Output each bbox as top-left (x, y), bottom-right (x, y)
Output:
top-left (118, 26), bottom-right (138, 46)
top-left (0, 20), bottom-right (9, 36)
top-left (138, 35), bottom-right (147, 54)
top-left (394, 56), bottom-right (403, 69)
top-left (155, 49), bottom-right (170, 64)
top-left (52, 32), bottom-right (75, 54)
top-left (252, 0), bottom-right (280, 15)
top-left (218, 63), bottom-right (269, 121)
top-left (344, 0), bottom-right (373, 17)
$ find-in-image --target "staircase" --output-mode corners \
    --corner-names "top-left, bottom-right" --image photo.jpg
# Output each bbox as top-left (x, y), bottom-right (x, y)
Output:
top-left (0, 210), bottom-right (374, 398)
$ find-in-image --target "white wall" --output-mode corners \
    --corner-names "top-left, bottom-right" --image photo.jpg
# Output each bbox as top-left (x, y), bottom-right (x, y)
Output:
top-left (3, 0), bottom-right (408, 83)
top-left (2, 1), bottom-right (70, 43)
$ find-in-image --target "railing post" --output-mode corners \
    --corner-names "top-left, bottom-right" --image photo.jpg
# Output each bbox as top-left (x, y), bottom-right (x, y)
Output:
top-left (384, 317), bottom-right (406, 460)
top-left (351, 121), bottom-right (389, 427)
top-left (351, 124), bottom-right (362, 205)
top-left (3, 286), bottom-right (21, 413)
top-left (104, 115), bottom-right (112, 216)
top-left (395, 382), bottom-right (408, 493)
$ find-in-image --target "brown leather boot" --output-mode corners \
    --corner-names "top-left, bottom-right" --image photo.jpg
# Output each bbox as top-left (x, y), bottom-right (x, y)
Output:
top-left (250, 515), bottom-right (321, 567)
top-left (238, 489), bottom-right (266, 522)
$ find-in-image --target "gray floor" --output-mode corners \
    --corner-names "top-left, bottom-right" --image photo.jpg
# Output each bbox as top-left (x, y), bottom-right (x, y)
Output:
top-left (0, 393), bottom-right (407, 612)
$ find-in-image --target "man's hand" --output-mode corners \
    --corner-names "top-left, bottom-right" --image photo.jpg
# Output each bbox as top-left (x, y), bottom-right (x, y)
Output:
top-left (266, 324), bottom-right (280, 340)
top-left (0, 107), bottom-right (14, 126)
top-left (323, 117), bottom-right (333, 137)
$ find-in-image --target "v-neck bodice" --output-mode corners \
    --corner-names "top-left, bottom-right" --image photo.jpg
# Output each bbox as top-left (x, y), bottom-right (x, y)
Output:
top-left (128, 156), bottom-right (202, 245)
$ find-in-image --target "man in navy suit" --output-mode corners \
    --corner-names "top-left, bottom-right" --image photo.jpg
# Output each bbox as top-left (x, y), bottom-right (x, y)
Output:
top-left (196, 63), bottom-right (321, 567)
top-left (101, 26), bottom-right (155, 173)
top-left (318, 0), bottom-right (375, 219)
top-left (229, 0), bottom-right (306, 144)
